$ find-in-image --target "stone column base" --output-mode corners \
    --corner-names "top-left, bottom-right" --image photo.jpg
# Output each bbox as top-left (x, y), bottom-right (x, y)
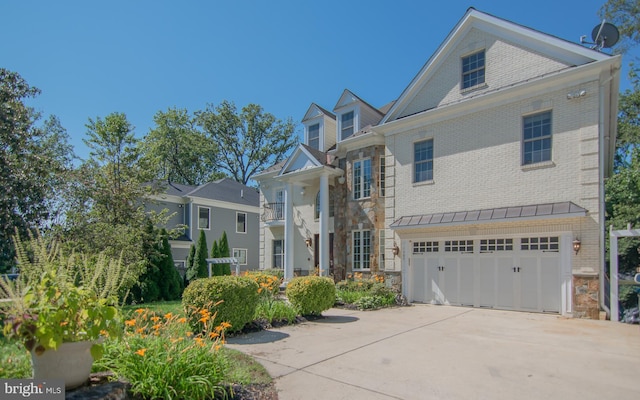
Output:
top-left (573, 275), bottom-right (600, 319)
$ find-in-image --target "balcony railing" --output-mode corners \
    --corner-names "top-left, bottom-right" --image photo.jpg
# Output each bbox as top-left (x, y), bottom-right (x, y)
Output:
top-left (262, 202), bottom-right (285, 222)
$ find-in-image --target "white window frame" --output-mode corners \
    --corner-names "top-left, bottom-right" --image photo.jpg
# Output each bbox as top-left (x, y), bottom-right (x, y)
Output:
top-left (352, 230), bottom-right (371, 271)
top-left (233, 248), bottom-right (248, 265)
top-left (236, 212), bottom-right (247, 233)
top-left (379, 155), bottom-right (386, 197)
top-left (353, 158), bottom-right (372, 200)
top-left (307, 122), bottom-right (321, 150)
top-left (315, 191), bottom-right (335, 220)
top-left (338, 106), bottom-right (359, 142)
top-left (197, 206), bottom-right (210, 230)
top-left (273, 239), bottom-right (284, 269)
top-left (461, 49), bottom-right (485, 90)
top-left (522, 110), bottom-right (552, 166)
top-left (414, 139), bottom-right (433, 183)
top-left (379, 229), bottom-right (385, 271)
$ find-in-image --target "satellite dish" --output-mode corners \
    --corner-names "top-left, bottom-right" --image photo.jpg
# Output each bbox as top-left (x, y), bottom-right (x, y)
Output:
top-left (591, 21), bottom-right (620, 49)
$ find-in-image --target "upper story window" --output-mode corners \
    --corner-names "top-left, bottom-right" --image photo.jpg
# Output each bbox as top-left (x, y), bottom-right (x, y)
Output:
top-left (414, 139), bottom-right (433, 183)
top-left (353, 158), bottom-right (371, 199)
top-left (308, 123), bottom-right (320, 150)
top-left (379, 155), bottom-right (386, 197)
top-left (461, 50), bottom-right (485, 90)
top-left (236, 212), bottom-right (247, 233)
top-left (315, 192), bottom-right (335, 219)
top-left (198, 206), bottom-right (210, 230)
top-left (522, 111), bottom-right (552, 165)
top-left (341, 111), bottom-right (355, 140)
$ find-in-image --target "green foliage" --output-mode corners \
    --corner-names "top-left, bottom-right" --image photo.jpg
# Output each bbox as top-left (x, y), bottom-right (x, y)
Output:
top-left (188, 230), bottom-right (209, 282)
top-left (139, 107), bottom-right (224, 186)
top-left (0, 338), bottom-right (31, 378)
top-left (0, 233), bottom-right (123, 358)
top-left (261, 268), bottom-right (284, 281)
top-left (285, 276), bottom-right (336, 316)
top-left (196, 100), bottom-right (298, 185)
top-left (186, 244), bottom-right (196, 285)
top-left (335, 278), bottom-right (397, 310)
top-left (0, 69), bottom-right (73, 272)
top-left (210, 239), bottom-right (222, 276)
top-left (255, 298), bottom-right (298, 325)
top-left (182, 276), bottom-right (259, 332)
top-left (245, 271), bottom-right (282, 297)
top-left (218, 231), bottom-right (231, 276)
top-left (158, 229), bottom-right (183, 301)
top-left (600, 0), bottom-right (640, 55)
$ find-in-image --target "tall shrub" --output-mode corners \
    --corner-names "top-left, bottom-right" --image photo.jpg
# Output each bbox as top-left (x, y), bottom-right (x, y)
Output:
top-left (185, 244), bottom-right (196, 285)
top-left (286, 276), bottom-right (335, 316)
top-left (218, 231), bottom-right (231, 276)
top-left (211, 239), bottom-right (222, 276)
top-left (188, 230), bottom-right (209, 281)
top-left (158, 229), bottom-right (183, 300)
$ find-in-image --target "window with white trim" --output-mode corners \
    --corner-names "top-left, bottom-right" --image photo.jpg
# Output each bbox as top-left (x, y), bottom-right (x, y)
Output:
top-left (414, 139), bottom-right (433, 183)
top-left (379, 155), bottom-right (385, 197)
top-left (353, 158), bottom-right (371, 199)
top-left (308, 123), bottom-right (320, 150)
top-left (522, 111), bottom-right (552, 165)
top-left (520, 237), bottom-right (559, 251)
top-left (413, 241), bottom-right (439, 254)
top-left (461, 50), bottom-right (485, 89)
top-left (379, 230), bottom-right (385, 270)
top-left (341, 111), bottom-right (354, 140)
top-left (236, 212), bottom-right (247, 233)
top-left (233, 248), bottom-right (247, 265)
top-left (198, 206), bottom-right (210, 230)
top-left (273, 240), bottom-right (284, 269)
top-left (315, 192), bottom-right (334, 219)
top-left (352, 230), bottom-right (371, 270)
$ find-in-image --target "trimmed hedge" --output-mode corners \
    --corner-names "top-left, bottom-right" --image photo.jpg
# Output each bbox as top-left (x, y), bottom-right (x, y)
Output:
top-left (182, 276), bottom-right (259, 332)
top-left (285, 276), bottom-right (335, 316)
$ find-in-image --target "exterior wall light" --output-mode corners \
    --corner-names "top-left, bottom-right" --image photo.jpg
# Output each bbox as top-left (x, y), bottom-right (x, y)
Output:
top-left (305, 237), bottom-right (312, 247)
top-left (392, 242), bottom-right (400, 256)
top-left (573, 238), bottom-right (581, 255)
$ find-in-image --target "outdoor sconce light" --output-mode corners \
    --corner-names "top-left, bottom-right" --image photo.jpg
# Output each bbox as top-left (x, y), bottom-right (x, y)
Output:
top-left (573, 238), bottom-right (581, 255)
top-left (305, 237), bottom-right (312, 247)
top-left (392, 242), bottom-right (400, 256)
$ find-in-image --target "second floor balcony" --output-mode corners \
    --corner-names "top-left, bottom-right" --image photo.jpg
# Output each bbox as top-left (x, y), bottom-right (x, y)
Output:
top-left (261, 202), bottom-right (285, 223)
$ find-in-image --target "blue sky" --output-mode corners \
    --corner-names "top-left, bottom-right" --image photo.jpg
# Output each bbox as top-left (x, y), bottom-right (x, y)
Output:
top-left (3, 0), bottom-right (637, 161)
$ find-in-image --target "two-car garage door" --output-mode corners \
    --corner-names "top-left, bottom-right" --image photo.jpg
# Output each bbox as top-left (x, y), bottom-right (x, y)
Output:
top-left (408, 236), bottom-right (562, 313)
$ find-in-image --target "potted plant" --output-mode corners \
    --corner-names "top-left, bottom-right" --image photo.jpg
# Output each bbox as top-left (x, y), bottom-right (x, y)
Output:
top-left (0, 233), bottom-right (125, 389)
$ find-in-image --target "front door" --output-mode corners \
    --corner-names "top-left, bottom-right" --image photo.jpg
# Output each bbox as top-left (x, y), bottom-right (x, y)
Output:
top-left (314, 233), bottom-right (334, 275)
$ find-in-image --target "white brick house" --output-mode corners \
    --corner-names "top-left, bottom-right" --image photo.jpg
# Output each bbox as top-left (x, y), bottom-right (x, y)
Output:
top-left (254, 8), bottom-right (620, 319)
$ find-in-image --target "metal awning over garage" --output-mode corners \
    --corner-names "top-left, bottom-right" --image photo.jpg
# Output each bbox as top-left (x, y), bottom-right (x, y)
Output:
top-left (390, 201), bottom-right (587, 230)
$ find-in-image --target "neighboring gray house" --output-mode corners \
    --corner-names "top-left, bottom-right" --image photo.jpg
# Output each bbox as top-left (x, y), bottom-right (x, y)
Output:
top-left (147, 178), bottom-right (260, 276)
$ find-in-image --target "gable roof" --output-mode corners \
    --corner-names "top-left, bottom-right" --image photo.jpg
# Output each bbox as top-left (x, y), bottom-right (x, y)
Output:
top-left (381, 8), bottom-right (613, 124)
top-left (302, 103), bottom-right (336, 122)
top-left (333, 89), bottom-right (384, 118)
top-left (188, 178), bottom-right (259, 206)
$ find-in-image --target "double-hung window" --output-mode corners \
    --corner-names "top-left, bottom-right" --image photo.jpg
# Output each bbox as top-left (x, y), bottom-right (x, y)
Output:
top-left (236, 212), bottom-right (247, 233)
top-left (353, 159), bottom-right (371, 199)
top-left (198, 206), bottom-right (210, 230)
top-left (273, 240), bottom-right (284, 269)
top-left (352, 230), bottom-right (371, 270)
top-left (341, 111), bottom-right (354, 140)
top-left (233, 248), bottom-right (247, 265)
top-left (462, 50), bottom-right (485, 89)
top-left (379, 155), bottom-right (386, 197)
top-left (522, 111), bottom-right (552, 165)
top-left (308, 123), bottom-right (320, 150)
top-left (414, 139), bottom-right (433, 183)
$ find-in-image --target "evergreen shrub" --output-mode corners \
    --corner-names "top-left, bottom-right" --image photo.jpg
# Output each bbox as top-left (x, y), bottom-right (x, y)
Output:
top-left (285, 276), bottom-right (335, 316)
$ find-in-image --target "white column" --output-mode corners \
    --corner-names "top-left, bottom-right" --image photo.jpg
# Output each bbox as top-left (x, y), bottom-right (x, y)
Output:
top-left (610, 227), bottom-right (619, 322)
top-left (284, 182), bottom-right (294, 281)
top-left (319, 173), bottom-right (329, 276)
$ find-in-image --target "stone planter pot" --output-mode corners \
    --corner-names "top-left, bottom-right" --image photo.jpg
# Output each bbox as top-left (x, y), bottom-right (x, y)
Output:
top-left (31, 341), bottom-right (95, 389)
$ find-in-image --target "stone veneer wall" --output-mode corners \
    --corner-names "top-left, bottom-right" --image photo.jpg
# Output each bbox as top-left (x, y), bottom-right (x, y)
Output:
top-left (333, 145), bottom-right (386, 282)
top-left (573, 275), bottom-right (600, 319)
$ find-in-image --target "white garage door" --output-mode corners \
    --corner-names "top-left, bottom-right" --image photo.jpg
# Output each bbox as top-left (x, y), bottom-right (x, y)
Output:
top-left (408, 236), bottom-right (561, 313)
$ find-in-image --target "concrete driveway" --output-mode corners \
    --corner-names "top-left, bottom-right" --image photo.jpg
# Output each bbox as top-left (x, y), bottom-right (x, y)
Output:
top-left (226, 305), bottom-right (640, 400)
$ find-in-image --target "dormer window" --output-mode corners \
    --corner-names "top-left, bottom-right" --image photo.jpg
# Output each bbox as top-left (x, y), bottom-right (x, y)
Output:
top-left (341, 111), bottom-right (355, 140)
top-left (461, 50), bottom-right (485, 90)
top-left (308, 123), bottom-right (320, 150)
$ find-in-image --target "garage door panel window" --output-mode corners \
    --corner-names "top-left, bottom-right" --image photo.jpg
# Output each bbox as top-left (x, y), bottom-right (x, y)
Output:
top-left (413, 241), bottom-right (439, 254)
top-left (444, 240), bottom-right (473, 253)
top-left (521, 237), bottom-right (559, 251)
top-left (480, 238), bottom-right (513, 252)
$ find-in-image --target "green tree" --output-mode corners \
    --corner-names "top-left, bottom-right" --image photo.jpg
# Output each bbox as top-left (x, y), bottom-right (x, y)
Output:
top-left (196, 101), bottom-right (298, 185)
top-left (210, 239), bottom-right (222, 276)
top-left (218, 231), bottom-right (231, 276)
top-left (600, 0), bottom-right (640, 54)
top-left (158, 229), bottom-right (183, 300)
top-left (185, 243), bottom-right (196, 285)
top-left (139, 107), bottom-right (224, 186)
top-left (189, 230), bottom-right (209, 281)
top-left (0, 69), bottom-right (74, 272)
top-left (130, 219), bottom-right (161, 303)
